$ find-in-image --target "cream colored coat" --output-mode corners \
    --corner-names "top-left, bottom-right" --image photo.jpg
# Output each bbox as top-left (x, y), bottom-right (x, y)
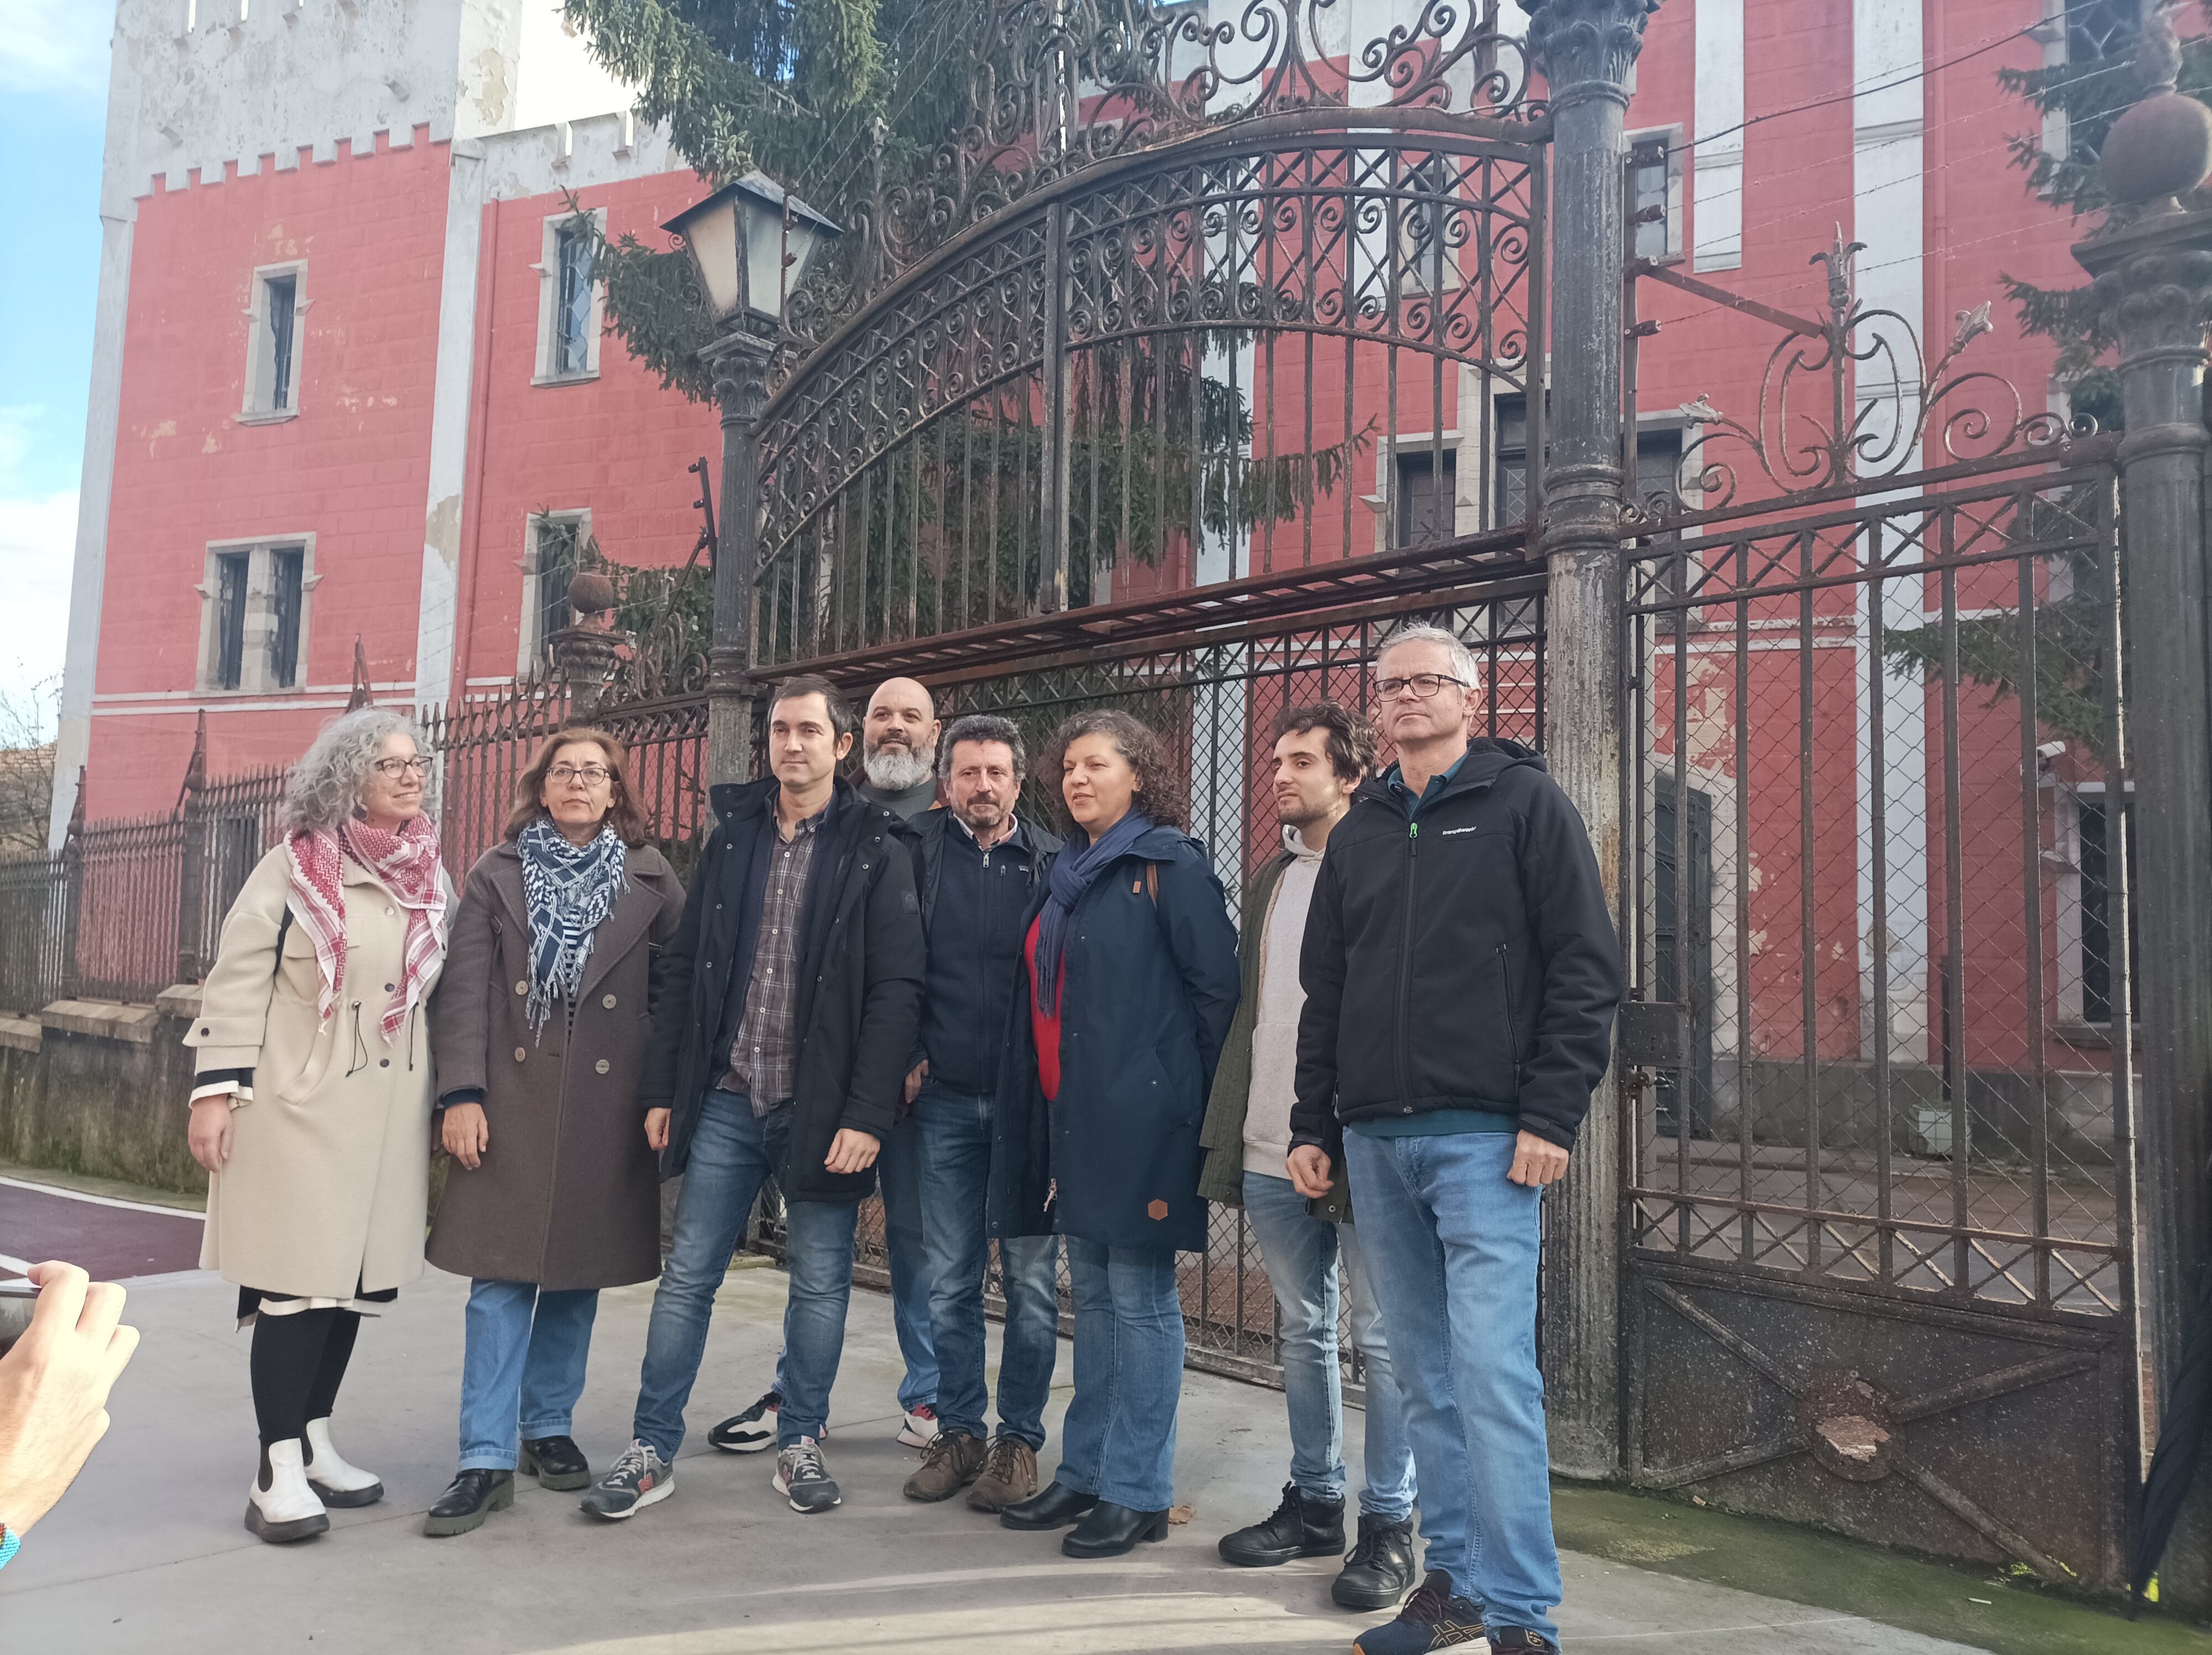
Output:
top-left (184, 844), bottom-right (447, 1300)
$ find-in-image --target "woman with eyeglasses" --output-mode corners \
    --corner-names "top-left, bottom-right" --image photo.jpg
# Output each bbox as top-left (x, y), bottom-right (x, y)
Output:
top-left (418, 729), bottom-right (685, 1537)
top-left (185, 708), bottom-right (453, 1545)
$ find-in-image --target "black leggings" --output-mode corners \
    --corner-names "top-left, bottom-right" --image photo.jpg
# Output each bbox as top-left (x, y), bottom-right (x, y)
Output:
top-left (249, 1309), bottom-right (362, 1446)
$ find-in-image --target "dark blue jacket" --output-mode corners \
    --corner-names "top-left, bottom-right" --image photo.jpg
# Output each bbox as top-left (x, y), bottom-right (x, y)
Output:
top-left (910, 810), bottom-right (1061, 1095)
top-left (989, 824), bottom-right (1240, 1254)
top-left (641, 777), bottom-right (925, 1199)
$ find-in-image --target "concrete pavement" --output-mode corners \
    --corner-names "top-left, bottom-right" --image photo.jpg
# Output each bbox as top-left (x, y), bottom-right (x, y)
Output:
top-left (0, 1251), bottom-right (1996, 1654)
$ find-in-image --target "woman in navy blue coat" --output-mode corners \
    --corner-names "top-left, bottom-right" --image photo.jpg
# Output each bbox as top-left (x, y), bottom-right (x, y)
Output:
top-left (992, 710), bottom-right (1240, 1558)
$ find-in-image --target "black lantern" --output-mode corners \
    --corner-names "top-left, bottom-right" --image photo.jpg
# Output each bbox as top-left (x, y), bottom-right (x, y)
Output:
top-left (661, 171), bottom-right (841, 331)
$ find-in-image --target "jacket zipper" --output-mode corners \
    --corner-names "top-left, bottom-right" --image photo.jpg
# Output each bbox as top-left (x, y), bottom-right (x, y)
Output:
top-left (1496, 941), bottom-right (1521, 1086)
top-left (1395, 816), bottom-right (1418, 1107)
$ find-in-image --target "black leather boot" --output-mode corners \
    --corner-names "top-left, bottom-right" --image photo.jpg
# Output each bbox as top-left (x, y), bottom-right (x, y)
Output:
top-left (519, 1435), bottom-right (592, 1492)
top-left (999, 1480), bottom-right (1099, 1531)
top-left (421, 1469), bottom-right (514, 1538)
top-left (1062, 1500), bottom-right (1170, 1558)
top-left (1218, 1481), bottom-right (1345, 1567)
top-left (1332, 1510), bottom-right (1418, 1610)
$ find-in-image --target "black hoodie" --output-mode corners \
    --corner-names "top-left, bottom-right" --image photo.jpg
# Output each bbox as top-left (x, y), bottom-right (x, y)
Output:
top-left (1290, 738), bottom-right (1622, 1151)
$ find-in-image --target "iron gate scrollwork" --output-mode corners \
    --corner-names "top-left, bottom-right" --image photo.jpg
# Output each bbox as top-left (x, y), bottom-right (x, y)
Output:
top-left (1620, 241), bottom-right (2137, 1587)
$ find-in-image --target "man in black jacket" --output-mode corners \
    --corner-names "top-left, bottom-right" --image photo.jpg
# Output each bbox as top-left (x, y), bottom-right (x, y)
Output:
top-left (581, 675), bottom-right (925, 1522)
top-left (895, 714), bottom-right (1064, 1513)
top-left (1289, 625), bottom-right (1620, 1655)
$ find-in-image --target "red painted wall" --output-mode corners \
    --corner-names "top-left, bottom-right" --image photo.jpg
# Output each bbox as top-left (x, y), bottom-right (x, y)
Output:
top-left (88, 129), bottom-right (449, 819)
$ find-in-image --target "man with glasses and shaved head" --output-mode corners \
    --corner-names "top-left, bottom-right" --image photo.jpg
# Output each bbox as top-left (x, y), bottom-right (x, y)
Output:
top-left (1288, 623), bottom-right (1620, 1655)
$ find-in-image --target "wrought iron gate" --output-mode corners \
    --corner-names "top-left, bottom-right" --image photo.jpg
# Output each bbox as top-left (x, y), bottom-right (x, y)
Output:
top-left (1617, 243), bottom-right (2138, 1586)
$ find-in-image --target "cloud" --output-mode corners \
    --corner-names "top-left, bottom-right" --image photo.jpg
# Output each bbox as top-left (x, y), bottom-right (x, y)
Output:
top-left (0, 0), bottom-right (115, 100)
top-left (0, 487), bottom-right (76, 720)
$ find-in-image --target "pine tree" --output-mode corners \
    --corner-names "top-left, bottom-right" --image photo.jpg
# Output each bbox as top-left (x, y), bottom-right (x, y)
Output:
top-left (1996, 0), bottom-right (2212, 429)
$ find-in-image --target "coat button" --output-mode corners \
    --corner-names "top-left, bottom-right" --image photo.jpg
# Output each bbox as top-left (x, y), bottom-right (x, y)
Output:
top-left (379, 1058), bottom-right (390, 1068)
top-left (602, 993), bottom-right (617, 1009)
top-left (514, 1047), bottom-right (526, 1061)
top-left (596, 1059), bottom-right (611, 1074)
top-left (385, 982), bottom-right (395, 992)
top-left (515, 981), bottom-right (528, 995)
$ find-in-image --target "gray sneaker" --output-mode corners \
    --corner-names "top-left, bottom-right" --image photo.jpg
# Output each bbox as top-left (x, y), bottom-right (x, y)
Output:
top-left (772, 1436), bottom-right (841, 1514)
top-left (578, 1438), bottom-right (674, 1521)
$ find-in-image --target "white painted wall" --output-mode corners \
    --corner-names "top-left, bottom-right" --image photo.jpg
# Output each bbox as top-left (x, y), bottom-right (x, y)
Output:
top-left (1692, 0), bottom-right (1744, 270)
top-left (513, 0), bottom-right (638, 131)
top-left (1851, 0), bottom-right (1930, 1068)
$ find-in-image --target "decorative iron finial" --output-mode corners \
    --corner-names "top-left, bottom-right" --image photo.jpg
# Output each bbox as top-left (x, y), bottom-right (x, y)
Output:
top-left (2096, 1), bottom-right (2212, 206)
top-left (345, 636), bottom-right (372, 711)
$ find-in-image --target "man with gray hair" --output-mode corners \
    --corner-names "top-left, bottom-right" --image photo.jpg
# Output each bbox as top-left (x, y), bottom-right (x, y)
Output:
top-left (857, 676), bottom-right (942, 820)
top-left (1290, 622), bottom-right (1620, 1655)
top-left (895, 713), bottom-right (1065, 1512)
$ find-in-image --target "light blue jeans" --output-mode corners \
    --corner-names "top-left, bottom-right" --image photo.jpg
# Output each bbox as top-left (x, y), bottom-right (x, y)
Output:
top-left (1241, 1171), bottom-right (1416, 1521)
top-left (1342, 1129), bottom-right (1558, 1643)
top-left (633, 1090), bottom-right (860, 1457)
top-left (915, 1082), bottom-right (1060, 1448)
top-left (875, 1106), bottom-right (940, 1414)
top-left (1057, 1237), bottom-right (1183, 1511)
top-left (457, 1279), bottom-right (599, 1471)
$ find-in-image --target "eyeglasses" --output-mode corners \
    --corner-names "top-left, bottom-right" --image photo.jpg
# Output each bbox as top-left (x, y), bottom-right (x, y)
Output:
top-left (549, 764), bottom-right (612, 787)
top-left (1374, 673), bottom-right (1468, 701)
top-left (372, 756), bottom-right (431, 779)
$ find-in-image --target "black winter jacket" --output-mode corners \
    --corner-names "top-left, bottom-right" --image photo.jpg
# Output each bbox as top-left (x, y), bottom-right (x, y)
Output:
top-left (1290, 740), bottom-right (1621, 1151)
top-left (909, 809), bottom-right (1061, 1094)
top-left (643, 777), bottom-right (926, 1199)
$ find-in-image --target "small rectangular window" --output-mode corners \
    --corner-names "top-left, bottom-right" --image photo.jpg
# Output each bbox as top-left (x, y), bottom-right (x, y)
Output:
top-left (265, 274), bottom-right (298, 411)
top-left (554, 224), bottom-right (593, 377)
top-left (2079, 795), bottom-right (2137, 1024)
top-left (267, 546), bottom-right (304, 688)
top-left (1403, 155), bottom-right (1455, 292)
top-left (215, 551), bottom-right (249, 691)
top-left (536, 518), bottom-right (580, 666)
top-left (1632, 138), bottom-right (1670, 260)
top-left (1498, 397), bottom-right (1531, 528)
top-left (1394, 447), bottom-right (1457, 549)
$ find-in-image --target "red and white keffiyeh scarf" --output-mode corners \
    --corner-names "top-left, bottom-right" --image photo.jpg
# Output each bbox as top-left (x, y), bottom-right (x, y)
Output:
top-left (285, 816), bottom-right (449, 1040)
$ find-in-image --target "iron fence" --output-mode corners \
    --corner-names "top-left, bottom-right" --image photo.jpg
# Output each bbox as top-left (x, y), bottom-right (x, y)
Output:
top-left (0, 851), bottom-right (70, 1015)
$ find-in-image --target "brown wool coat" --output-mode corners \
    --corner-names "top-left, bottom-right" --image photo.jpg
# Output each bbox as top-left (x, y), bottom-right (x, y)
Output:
top-left (425, 839), bottom-right (686, 1290)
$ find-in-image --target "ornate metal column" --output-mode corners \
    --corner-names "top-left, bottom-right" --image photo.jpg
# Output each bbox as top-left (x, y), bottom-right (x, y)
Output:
top-left (2074, 6), bottom-right (2212, 1583)
top-left (1527, 0), bottom-right (1659, 1481)
top-left (704, 330), bottom-right (772, 786)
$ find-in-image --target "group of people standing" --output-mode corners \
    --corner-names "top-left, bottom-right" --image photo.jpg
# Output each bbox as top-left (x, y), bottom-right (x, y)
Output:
top-left (181, 621), bottom-right (1619, 1655)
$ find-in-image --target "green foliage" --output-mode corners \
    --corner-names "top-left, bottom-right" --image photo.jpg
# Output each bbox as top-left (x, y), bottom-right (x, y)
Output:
top-left (1997, 3), bottom-right (2212, 419)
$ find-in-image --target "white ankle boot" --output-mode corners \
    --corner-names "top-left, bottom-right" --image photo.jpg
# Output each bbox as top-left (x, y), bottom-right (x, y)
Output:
top-left (302, 1417), bottom-right (384, 1507)
top-left (246, 1439), bottom-right (330, 1544)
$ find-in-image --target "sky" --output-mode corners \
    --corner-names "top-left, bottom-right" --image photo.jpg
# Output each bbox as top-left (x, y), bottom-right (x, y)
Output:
top-left (0, 1), bottom-right (113, 740)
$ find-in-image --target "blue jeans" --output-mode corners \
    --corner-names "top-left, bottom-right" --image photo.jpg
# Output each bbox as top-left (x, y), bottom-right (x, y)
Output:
top-left (634, 1090), bottom-right (860, 1456)
top-left (878, 1105), bottom-right (940, 1413)
top-left (914, 1082), bottom-right (1060, 1448)
top-left (1057, 1238), bottom-right (1182, 1511)
top-left (1241, 1172), bottom-right (1416, 1521)
top-left (1343, 1130), bottom-right (1558, 1642)
top-left (457, 1279), bottom-right (600, 1471)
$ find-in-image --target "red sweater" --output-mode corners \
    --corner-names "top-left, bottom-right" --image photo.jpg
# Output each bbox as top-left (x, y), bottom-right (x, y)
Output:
top-left (1024, 915), bottom-right (1063, 1102)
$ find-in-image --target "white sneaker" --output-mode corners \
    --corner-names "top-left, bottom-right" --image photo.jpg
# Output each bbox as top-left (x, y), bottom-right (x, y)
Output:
top-left (245, 1439), bottom-right (331, 1544)
top-left (897, 1404), bottom-right (941, 1449)
top-left (302, 1417), bottom-right (384, 1508)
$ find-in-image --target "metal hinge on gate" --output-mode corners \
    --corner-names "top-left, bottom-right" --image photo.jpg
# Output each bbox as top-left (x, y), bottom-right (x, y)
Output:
top-left (1618, 1000), bottom-right (1688, 1068)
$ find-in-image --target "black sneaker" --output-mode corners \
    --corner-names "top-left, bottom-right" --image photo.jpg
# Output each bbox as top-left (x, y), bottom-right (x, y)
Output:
top-left (1218, 1481), bottom-right (1345, 1566)
top-left (708, 1389), bottom-right (782, 1454)
top-left (772, 1435), bottom-right (841, 1514)
top-left (578, 1438), bottom-right (675, 1520)
top-left (1486, 1632), bottom-right (1558, 1653)
top-left (1352, 1570), bottom-right (1486, 1654)
top-left (1334, 1511), bottom-right (1419, 1610)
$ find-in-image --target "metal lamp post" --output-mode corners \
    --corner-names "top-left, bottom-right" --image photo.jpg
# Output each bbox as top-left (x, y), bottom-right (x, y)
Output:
top-left (662, 172), bottom-right (841, 785)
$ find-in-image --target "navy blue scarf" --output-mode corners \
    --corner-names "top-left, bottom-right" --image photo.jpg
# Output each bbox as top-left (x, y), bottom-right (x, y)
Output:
top-left (517, 817), bottom-right (627, 1037)
top-left (1032, 810), bottom-right (1152, 1012)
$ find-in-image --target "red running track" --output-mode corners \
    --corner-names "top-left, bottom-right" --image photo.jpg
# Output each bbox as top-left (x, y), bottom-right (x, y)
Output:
top-left (0, 1179), bottom-right (205, 1283)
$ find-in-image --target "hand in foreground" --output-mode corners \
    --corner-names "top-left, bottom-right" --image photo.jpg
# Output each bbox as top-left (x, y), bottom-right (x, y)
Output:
top-left (442, 1103), bottom-right (490, 1170)
top-left (1507, 1130), bottom-right (1571, 1188)
top-left (186, 1098), bottom-right (234, 1173)
top-left (0, 1262), bottom-right (140, 1538)
top-left (824, 1128), bottom-right (881, 1175)
top-left (1286, 1144), bottom-right (1334, 1199)
top-left (644, 1108), bottom-right (671, 1153)
top-left (902, 1061), bottom-right (928, 1106)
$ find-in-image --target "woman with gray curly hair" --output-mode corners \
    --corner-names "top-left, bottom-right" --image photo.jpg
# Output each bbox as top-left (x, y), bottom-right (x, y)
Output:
top-left (182, 706), bottom-right (452, 1546)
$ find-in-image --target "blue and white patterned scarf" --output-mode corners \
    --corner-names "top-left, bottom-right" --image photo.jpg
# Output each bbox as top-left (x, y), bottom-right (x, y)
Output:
top-left (517, 816), bottom-right (628, 1038)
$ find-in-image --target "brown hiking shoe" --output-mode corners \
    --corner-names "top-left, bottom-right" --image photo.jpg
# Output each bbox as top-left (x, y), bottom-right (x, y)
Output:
top-left (902, 1431), bottom-right (987, 1502)
top-left (966, 1434), bottom-right (1039, 1512)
